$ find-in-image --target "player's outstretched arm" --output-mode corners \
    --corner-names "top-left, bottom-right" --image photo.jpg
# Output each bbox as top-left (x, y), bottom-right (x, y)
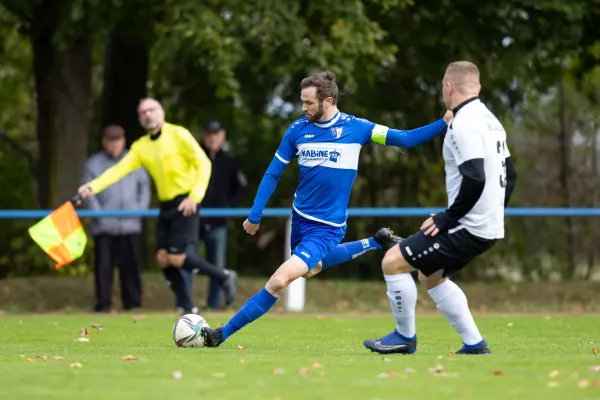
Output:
top-left (80, 148), bottom-right (142, 199)
top-left (247, 155), bottom-right (288, 225)
top-left (371, 111), bottom-right (451, 148)
top-left (504, 156), bottom-right (517, 207)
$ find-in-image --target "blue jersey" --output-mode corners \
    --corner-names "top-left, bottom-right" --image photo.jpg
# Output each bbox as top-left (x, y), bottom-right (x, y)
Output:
top-left (275, 111), bottom-right (374, 226)
top-left (247, 110), bottom-right (447, 227)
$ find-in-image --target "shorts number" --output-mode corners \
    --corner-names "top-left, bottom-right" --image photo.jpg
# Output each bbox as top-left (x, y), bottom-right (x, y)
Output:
top-left (497, 140), bottom-right (507, 188)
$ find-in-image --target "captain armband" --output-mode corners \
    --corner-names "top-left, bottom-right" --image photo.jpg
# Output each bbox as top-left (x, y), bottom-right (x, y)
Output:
top-left (370, 124), bottom-right (389, 144)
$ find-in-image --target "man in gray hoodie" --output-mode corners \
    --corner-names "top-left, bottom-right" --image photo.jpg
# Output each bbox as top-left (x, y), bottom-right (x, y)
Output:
top-left (82, 125), bottom-right (151, 312)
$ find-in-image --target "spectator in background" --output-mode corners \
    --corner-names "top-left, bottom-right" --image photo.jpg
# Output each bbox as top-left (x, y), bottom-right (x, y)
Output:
top-left (180, 120), bottom-right (246, 310)
top-left (82, 125), bottom-right (151, 313)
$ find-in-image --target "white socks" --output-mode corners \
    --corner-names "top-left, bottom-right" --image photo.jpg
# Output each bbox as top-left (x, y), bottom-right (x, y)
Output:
top-left (384, 273), bottom-right (417, 338)
top-left (428, 279), bottom-right (483, 345)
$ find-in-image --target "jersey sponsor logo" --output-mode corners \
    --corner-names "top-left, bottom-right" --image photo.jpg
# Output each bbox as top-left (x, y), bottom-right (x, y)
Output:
top-left (331, 127), bottom-right (343, 139)
top-left (299, 148), bottom-right (341, 163)
top-left (361, 239), bottom-right (370, 249)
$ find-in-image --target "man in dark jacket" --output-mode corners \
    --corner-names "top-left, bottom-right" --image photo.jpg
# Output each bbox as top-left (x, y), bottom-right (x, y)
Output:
top-left (82, 125), bottom-right (151, 312)
top-left (180, 120), bottom-right (246, 310)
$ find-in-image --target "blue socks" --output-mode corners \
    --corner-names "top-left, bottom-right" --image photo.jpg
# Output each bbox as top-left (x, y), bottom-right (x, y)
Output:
top-left (221, 288), bottom-right (278, 342)
top-left (321, 237), bottom-right (381, 271)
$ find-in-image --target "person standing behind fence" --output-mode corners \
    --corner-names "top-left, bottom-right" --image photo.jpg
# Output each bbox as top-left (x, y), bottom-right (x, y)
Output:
top-left (81, 125), bottom-right (150, 313)
top-left (180, 120), bottom-right (247, 311)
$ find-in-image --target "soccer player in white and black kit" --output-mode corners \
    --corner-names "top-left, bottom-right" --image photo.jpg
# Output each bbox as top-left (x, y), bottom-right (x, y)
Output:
top-left (363, 61), bottom-right (517, 355)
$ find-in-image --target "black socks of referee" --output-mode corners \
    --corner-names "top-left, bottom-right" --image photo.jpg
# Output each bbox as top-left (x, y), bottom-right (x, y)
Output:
top-left (182, 255), bottom-right (229, 281)
top-left (162, 266), bottom-right (194, 312)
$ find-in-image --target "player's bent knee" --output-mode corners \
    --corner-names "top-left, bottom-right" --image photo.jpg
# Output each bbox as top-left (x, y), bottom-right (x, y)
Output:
top-left (382, 246), bottom-right (412, 275)
top-left (156, 250), bottom-right (169, 268)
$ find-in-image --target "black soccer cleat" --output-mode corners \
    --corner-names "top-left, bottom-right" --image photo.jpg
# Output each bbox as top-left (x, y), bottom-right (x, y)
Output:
top-left (222, 270), bottom-right (238, 306)
top-left (201, 326), bottom-right (224, 348)
top-left (455, 340), bottom-right (491, 355)
top-left (363, 331), bottom-right (417, 355)
top-left (373, 228), bottom-right (404, 251)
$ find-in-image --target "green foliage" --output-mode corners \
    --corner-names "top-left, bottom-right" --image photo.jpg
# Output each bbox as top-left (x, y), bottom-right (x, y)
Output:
top-left (1, 0), bottom-right (600, 280)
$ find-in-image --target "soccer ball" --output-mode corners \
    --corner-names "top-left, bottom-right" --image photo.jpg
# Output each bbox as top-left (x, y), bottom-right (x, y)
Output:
top-left (172, 314), bottom-right (209, 348)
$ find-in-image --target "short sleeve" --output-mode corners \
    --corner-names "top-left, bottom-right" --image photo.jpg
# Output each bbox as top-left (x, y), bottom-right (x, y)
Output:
top-left (351, 117), bottom-right (377, 145)
top-left (447, 122), bottom-right (485, 166)
top-left (275, 124), bottom-right (297, 164)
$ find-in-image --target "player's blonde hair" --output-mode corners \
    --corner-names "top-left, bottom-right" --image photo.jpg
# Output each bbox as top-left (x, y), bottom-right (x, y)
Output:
top-left (444, 61), bottom-right (481, 95)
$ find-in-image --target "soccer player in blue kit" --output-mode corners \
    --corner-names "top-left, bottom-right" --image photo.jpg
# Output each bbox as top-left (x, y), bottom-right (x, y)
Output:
top-left (201, 71), bottom-right (453, 347)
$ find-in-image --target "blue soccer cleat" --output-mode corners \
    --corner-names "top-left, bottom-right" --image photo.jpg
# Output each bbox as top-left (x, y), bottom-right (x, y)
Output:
top-left (363, 331), bottom-right (417, 354)
top-left (455, 339), bottom-right (491, 355)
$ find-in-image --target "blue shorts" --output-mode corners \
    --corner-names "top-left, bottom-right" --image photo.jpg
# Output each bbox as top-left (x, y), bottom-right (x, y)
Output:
top-left (290, 211), bottom-right (347, 270)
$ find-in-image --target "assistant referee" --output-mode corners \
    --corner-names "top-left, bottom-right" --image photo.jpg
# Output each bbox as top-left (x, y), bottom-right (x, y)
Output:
top-left (78, 98), bottom-right (237, 314)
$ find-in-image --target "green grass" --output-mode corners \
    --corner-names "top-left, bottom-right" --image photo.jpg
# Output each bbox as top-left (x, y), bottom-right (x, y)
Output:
top-left (1, 314), bottom-right (599, 399)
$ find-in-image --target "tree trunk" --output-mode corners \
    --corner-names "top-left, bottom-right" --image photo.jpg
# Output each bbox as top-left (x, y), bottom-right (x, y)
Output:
top-left (100, 22), bottom-right (149, 145)
top-left (558, 79), bottom-right (576, 279)
top-left (31, 0), bottom-right (92, 208)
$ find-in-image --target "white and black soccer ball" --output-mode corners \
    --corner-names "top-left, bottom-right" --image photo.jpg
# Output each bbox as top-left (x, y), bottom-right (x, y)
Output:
top-left (172, 314), bottom-right (209, 348)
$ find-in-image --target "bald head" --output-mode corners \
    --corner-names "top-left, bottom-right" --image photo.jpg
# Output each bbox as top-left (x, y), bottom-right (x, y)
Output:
top-left (138, 97), bottom-right (165, 132)
top-left (442, 61), bottom-right (481, 109)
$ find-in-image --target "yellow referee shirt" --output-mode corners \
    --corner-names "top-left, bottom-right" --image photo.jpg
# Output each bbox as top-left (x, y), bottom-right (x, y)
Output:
top-left (87, 122), bottom-right (211, 204)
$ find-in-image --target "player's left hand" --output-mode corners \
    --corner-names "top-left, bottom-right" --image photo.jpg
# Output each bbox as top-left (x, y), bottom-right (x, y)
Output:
top-left (178, 197), bottom-right (197, 216)
top-left (243, 219), bottom-right (260, 235)
top-left (420, 213), bottom-right (440, 236)
top-left (443, 110), bottom-right (453, 125)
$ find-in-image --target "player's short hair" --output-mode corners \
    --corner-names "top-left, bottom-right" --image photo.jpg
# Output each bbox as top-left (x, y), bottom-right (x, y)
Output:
top-left (444, 61), bottom-right (480, 93)
top-left (300, 71), bottom-right (338, 105)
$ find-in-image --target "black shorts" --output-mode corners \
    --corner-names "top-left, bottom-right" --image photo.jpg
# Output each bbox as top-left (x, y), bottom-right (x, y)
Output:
top-left (156, 195), bottom-right (199, 254)
top-left (399, 227), bottom-right (496, 277)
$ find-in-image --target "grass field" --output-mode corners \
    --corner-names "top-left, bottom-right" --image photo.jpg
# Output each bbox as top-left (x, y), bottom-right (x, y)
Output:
top-left (1, 313), bottom-right (599, 399)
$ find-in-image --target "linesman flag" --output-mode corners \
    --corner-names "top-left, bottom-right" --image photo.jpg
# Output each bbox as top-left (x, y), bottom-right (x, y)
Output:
top-left (28, 200), bottom-right (87, 269)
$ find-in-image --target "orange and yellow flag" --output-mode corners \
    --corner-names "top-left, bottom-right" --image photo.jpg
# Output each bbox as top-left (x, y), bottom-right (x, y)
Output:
top-left (28, 201), bottom-right (87, 269)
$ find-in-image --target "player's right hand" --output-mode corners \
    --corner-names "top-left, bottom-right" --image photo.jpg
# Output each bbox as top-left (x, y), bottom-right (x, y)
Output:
top-left (76, 185), bottom-right (92, 203)
top-left (243, 218), bottom-right (260, 235)
top-left (443, 110), bottom-right (454, 125)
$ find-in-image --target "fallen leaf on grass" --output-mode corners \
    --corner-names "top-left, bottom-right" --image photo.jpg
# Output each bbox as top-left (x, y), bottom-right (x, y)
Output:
top-left (507, 322), bottom-right (514, 327)
top-left (299, 368), bottom-right (309, 377)
top-left (90, 323), bottom-right (103, 330)
top-left (69, 363), bottom-right (83, 368)
top-left (80, 328), bottom-right (89, 336)
top-left (382, 357), bottom-right (391, 362)
top-left (593, 380), bottom-right (600, 388)
top-left (377, 372), bottom-right (405, 379)
top-left (240, 359), bottom-right (246, 364)
top-left (312, 361), bottom-right (323, 369)
top-left (63, 331), bottom-right (68, 335)
top-left (493, 370), bottom-right (503, 376)
top-left (588, 366), bottom-right (600, 372)
top-left (18, 330), bottom-right (22, 334)
top-left (37, 354), bottom-right (47, 360)
top-left (52, 356), bottom-right (64, 360)
top-left (428, 364), bottom-right (444, 374)
top-left (75, 338), bottom-right (90, 342)
top-left (172, 371), bottom-right (182, 380)
top-left (212, 372), bottom-right (226, 378)
top-left (237, 345), bottom-right (245, 350)
top-left (403, 368), bottom-right (416, 374)
top-left (273, 368), bottom-right (285, 375)
top-left (549, 370), bottom-right (560, 378)
top-left (579, 380), bottom-right (590, 389)
top-left (548, 382), bottom-right (559, 388)
top-left (120, 355), bottom-right (137, 361)
top-left (25, 358), bottom-right (33, 362)
top-left (593, 348), bottom-right (597, 355)
top-left (449, 352), bottom-right (455, 355)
